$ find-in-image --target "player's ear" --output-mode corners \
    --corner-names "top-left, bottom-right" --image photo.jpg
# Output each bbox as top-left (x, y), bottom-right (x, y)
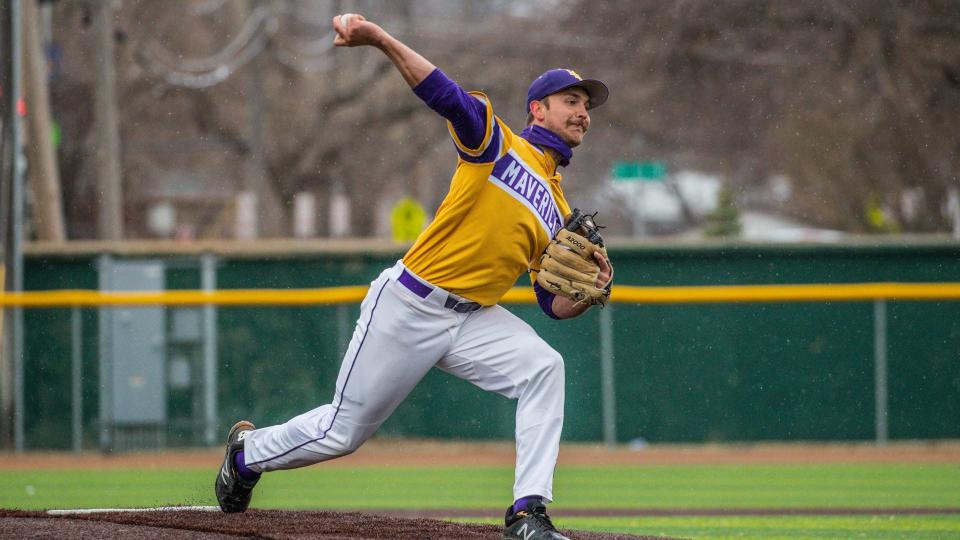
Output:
top-left (530, 100), bottom-right (547, 123)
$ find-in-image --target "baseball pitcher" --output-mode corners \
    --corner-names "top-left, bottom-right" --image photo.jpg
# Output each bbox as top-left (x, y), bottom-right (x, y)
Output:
top-left (215, 13), bottom-right (613, 540)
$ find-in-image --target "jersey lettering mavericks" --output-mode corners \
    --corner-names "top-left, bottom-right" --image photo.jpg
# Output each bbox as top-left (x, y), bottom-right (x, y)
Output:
top-left (402, 92), bottom-right (571, 306)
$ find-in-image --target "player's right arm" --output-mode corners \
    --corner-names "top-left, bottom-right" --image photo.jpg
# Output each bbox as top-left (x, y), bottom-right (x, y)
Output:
top-left (332, 13), bottom-right (494, 160)
top-left (333, 14), bottom-right (435, 88)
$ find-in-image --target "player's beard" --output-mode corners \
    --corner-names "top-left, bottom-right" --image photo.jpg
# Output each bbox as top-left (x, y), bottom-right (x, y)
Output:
top-left (563, 121), bottom-right (587, 148)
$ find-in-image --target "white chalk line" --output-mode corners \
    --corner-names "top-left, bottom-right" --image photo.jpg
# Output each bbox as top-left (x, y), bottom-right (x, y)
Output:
top-left (47, 505), bottom-right (221, 515)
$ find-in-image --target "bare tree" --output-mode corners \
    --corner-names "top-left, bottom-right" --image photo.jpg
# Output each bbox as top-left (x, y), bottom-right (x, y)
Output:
top-left (564, 0), bottom-right (960, 232)
top-left (44, 0), bottom-right (960, 238)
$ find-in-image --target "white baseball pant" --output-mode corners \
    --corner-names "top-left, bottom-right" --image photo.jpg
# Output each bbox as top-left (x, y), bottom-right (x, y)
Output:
top-left (242, 260), bottom-right (566, 501)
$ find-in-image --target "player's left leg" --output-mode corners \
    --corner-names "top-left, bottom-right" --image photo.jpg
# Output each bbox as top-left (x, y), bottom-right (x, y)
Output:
top-left (437, 305), bottom-right (569, 539)
top-left (436, 305), bottom-right (565, 502)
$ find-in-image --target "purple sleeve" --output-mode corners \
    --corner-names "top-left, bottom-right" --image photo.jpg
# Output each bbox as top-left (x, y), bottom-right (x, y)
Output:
top-left (534, 282), bottom-right (561, 320)
top-left (413, 68), bottom-right (488, 151)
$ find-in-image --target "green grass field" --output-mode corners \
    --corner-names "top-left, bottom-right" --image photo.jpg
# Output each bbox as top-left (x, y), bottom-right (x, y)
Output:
top-left (461, 515), bottom-right (960, 540)
top-left (4, 464), bottom-right (960, 539)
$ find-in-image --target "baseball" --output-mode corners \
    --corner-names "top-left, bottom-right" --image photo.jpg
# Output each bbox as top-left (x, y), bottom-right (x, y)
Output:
top-left (339, 13), bottom-right (354, 29)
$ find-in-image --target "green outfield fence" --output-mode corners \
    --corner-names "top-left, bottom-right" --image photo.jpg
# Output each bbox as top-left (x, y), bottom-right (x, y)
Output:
top-left (9, 239), bottom-right (960, 451)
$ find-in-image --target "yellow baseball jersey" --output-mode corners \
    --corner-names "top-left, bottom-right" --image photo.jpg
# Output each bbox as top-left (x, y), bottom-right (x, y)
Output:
top-left (402, 92), bottom-right (571, 306)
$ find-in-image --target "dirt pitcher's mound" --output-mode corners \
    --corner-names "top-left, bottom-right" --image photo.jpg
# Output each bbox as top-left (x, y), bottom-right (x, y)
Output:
top-left (0, 508), bottom-right (678, 539)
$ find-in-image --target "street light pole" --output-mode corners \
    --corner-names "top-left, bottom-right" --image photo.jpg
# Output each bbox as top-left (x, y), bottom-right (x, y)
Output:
top-left (93, 0), bottom-right (123, 240)
top-left (8, 0), bottom-right (26, 453)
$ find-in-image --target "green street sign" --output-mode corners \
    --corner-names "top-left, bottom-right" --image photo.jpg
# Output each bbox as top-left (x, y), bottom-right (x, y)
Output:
top-left (611, 160), bottom-right (667, 181)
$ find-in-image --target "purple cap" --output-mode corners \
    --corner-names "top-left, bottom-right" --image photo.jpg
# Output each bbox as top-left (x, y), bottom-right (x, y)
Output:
top-left (526, 69), bottom-right (609, 113)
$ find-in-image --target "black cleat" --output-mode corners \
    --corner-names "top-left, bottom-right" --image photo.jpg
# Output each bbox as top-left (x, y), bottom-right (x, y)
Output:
top-left (502, 499), bottom-right (570, 540)
top-left (214, 420), bottom-right (260, 513)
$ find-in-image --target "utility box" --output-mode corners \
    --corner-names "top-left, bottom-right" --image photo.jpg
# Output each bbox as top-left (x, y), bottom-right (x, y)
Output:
top-left (98, 257), bottom-right (167, 451)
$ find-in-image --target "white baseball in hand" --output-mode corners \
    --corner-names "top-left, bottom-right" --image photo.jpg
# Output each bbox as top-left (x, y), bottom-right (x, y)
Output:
top-left (339, 13), bottom-right (355, 29)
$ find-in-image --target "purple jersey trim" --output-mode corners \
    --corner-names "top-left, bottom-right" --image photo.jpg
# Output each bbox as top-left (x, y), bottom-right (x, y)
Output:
top-left (533, 282), bottom-right (560, 320)
top-left (413, 68), bottom-right (489, 155)
top-left (460, 127), bottom-right (502, 163)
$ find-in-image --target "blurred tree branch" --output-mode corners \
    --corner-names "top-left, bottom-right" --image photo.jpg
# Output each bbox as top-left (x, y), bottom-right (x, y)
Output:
top-left (44, 0), bottom-right (960, 238)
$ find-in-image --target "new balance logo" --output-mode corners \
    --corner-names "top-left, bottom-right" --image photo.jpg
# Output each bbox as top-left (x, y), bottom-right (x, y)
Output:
top-left (517, 523), bottom-right (535, 540)
top-left (237, 431), bottom-right (249, 441)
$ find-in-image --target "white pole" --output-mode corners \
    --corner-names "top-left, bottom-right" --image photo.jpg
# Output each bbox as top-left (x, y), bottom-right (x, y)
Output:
top-left (201, 254), bottom-right (218, 445)
top-left (947, 187), bottom-right (960, 240)
top-left (873, 299), bottom-right (889, 446)
top-left (599, 305), bottom-right (616, 447)
top-left (97, 255), bottom-right (113, 452)
top-left (11, 0), bottom-right (26, 454)
top-left (71, 306), bottom-right (83, 453)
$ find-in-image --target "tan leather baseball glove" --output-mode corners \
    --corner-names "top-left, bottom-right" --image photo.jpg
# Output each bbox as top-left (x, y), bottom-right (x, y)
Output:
top-left (536, 209), bottom-right (612, 307)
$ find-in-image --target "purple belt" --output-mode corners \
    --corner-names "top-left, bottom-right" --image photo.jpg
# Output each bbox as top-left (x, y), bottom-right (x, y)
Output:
top-left (398, 269), bottom-right (482, 313)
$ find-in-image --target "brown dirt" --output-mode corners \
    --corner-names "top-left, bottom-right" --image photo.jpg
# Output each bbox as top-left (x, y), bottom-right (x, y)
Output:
top-left (5, 439), bottom-right (960, 470)
top-left (0, 509), bottom-right (676, 540)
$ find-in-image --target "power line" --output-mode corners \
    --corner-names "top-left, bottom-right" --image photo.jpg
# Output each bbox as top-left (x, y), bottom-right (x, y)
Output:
top-left (137, 5), bottom-right (272, 89)
top-left (137, 3), bottom-right (347, 89)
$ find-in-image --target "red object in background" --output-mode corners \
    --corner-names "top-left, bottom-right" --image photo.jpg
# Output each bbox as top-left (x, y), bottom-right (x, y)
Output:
top-left (18, 97), bottom-right (28, 117)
